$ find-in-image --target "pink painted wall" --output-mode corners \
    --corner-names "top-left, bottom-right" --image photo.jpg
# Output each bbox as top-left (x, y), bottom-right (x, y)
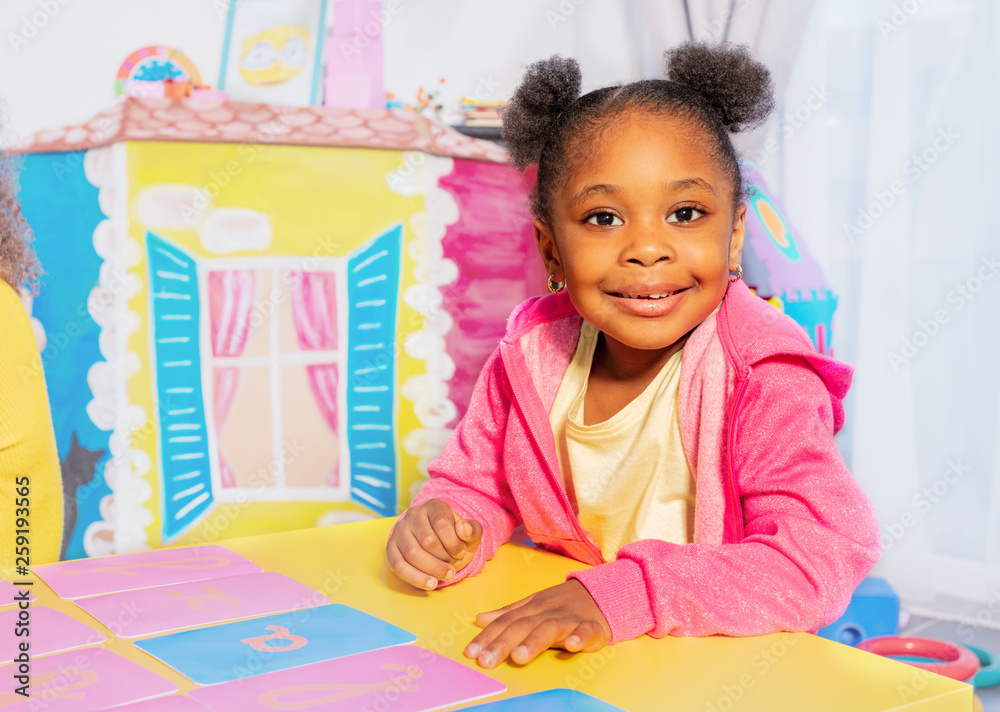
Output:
top-left (439, 160), bottom-right (546, 425)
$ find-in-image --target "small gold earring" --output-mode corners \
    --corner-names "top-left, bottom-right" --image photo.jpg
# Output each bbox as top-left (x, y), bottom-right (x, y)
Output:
top-left (728, 265), bottom-right (743, 283)
top-left (547, 275), bottom-right (565, 293)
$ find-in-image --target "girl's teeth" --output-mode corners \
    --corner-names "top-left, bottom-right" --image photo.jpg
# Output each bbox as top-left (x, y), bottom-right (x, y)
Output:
top-left (621, 291), bottom-right (676, 299)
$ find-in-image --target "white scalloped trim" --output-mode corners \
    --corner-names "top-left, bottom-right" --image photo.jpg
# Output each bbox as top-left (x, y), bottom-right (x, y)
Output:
top-left (386, 152), bottom-right (460, 494)
top-left (81, 145), bottom-right (151, 556)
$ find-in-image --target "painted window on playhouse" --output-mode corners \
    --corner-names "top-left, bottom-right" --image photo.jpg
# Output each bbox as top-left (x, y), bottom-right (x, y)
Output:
top-left (147, 225), bottom-right (402, 539)
top-left (204, 263), bottom-right (345, 498)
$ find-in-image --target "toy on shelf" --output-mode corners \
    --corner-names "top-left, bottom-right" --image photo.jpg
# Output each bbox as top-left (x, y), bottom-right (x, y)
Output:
top-left (116, 45), bottom-right (202, 97)
top-left (384, 80), bottom-right (449, 121)
top-left (817, 576), bottom-right (900, 646)
top-left (415, 78), bottom-right (448, 119)
top-left (118, 46), bottom-right (227, 102)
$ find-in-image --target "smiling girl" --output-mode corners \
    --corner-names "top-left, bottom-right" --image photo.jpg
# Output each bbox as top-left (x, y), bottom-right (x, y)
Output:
top-left (386, 42), bottom-right (880, 668)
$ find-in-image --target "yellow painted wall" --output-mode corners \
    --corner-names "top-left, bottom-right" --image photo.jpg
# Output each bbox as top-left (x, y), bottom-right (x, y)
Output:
top-left (124, 140), bottom-right (427, 547)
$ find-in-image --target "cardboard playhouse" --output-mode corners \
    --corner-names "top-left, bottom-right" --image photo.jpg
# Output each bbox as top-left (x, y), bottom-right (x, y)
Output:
top-left (17, 97), bottom-right (545, 559)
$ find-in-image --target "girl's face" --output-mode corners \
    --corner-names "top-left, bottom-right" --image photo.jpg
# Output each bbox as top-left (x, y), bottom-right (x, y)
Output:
top-left (535, 113), bottom-right (745, 365)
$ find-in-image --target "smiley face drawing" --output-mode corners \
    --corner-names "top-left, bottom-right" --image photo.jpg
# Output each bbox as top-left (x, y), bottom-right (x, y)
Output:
top-left (239, 25), bottom-right (310, 87)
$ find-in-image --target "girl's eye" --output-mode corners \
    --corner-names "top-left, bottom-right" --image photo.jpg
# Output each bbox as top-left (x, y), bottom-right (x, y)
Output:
top-left (585, 212), bottom-right (623, 227)
top-left (667, 206), bottom-right (705, 224)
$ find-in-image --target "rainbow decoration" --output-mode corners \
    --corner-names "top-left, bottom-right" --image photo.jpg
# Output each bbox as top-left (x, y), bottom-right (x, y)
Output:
top-left (116, 45), bottom-right (203, 96)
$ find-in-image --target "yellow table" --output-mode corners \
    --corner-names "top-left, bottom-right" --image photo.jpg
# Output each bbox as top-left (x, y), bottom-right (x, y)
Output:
top-left (30, 519), bottom-right (972, 711)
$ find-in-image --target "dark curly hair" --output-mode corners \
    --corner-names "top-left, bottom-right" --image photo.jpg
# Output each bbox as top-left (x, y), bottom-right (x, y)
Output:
top-left (0, 143), bottom-right (40, 294)
top-left (500, 42), bottom-right (774, 221)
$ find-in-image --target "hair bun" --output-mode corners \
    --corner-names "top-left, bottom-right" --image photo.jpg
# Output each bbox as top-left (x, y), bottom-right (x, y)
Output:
top-left (500, 55), bottom-right (582, 171)
top-left (664, 42), bottom-right (774, 133)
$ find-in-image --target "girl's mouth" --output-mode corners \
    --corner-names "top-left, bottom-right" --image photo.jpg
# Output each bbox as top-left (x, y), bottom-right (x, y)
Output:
top-left (609, 287), bottom-right (690, 300)
top-left (606, 286), bottom-right (692, 316)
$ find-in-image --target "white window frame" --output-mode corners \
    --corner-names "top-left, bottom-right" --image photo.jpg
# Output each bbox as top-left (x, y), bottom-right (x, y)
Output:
top-left (197, 256), bottom-right (351, 503)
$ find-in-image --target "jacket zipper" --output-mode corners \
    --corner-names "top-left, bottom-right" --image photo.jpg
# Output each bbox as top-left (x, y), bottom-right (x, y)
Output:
top-left (724, 367), bottom-right (751, 543)
top-left (499, 343), bottom-right (605, 564)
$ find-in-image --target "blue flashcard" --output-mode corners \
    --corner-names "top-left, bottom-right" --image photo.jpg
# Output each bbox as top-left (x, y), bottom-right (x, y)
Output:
top-left (461, 689), bottom-right (626, 711)
top-left (134, 603), bottom-right (416, 685)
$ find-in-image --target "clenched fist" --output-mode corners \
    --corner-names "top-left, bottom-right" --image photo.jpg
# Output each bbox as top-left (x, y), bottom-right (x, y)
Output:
top-left (386, 499), bottom-right (483, 591)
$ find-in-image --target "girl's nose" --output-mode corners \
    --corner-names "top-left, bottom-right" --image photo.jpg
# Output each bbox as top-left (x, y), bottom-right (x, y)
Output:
top-left (623, 227), bottom-right (674, 266)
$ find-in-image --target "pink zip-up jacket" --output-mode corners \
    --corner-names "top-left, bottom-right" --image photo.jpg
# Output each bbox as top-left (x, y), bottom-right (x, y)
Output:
top-left (407, 280), bottom-right (881, 643)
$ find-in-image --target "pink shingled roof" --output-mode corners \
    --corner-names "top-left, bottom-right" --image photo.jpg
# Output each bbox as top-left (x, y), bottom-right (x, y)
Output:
top-left (22, 97), bottom-right (508, 164)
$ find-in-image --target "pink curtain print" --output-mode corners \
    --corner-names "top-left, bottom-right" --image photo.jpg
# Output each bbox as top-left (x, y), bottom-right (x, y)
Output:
top-left (208, 270), bottom-right (256, 488)
top-left (288, 270), bottom-right (340, 487)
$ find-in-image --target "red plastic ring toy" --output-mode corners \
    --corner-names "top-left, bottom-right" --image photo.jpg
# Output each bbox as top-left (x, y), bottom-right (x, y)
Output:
top-left (858, 636), bottom-right (980, 682)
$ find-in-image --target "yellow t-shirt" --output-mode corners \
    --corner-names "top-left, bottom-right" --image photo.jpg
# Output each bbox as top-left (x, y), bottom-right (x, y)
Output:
top-left (549, 320), bottom-right (694, 563)
top-left (0, 280), bottom-right (63, 569)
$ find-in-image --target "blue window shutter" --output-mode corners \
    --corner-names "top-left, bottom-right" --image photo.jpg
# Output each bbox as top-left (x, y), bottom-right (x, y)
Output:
top-left (346, 223), bottom-right (402, 516)
top-left (146, 232), bottom-right (213, 539)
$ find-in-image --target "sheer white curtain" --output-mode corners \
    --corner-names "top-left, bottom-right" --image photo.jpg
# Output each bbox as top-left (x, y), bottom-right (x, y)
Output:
top-left (574, 0), bottom-right (1000, 619)
top-left (765, 0), bottom-right (1000, 619)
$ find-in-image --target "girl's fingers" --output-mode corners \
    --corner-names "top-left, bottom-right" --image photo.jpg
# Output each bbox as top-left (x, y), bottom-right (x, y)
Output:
top-left (392, 531), bottom-right (456, 585)
top-left (411, 514), bottom-right (453, 563)
top-left (427, 510), bottom-right (467, 560)
top-left (509, 618), bottom-right (578, 665)
top-left (474, 593), bottom-right (534, 628)
top-left (561, 620), bottom-right (608, 652)
top-left (385, 542), bottom-right (439, 591)
top-left (456, 518), bottom-right (483, 546)
top-left (467, 616), bottom-right (539, 669)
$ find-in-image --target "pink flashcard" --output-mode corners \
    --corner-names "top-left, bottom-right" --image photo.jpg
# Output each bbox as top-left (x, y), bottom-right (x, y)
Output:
top-left (74, 572), bottom-right (330, 638)
top-left (34, 545), bottom-right (261, 599)
top-left (0, 578), bottom-right (33, 605)
top-left (190, 645), bottom-right (505, 712)
top-left (112, 695), bottom-right (209, 710)
top-left (0, 647), bottom-right (177, 709)
top-left (0, 606), bottom-right (105, 663)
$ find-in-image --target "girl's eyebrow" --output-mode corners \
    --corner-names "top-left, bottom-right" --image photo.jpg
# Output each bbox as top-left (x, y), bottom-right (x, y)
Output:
top-left (570, 183), bottom-right (621, 206)
top-left (667, 177), bottom-right (717, 195)
top-left (571, 178), bottom-right (716, 207)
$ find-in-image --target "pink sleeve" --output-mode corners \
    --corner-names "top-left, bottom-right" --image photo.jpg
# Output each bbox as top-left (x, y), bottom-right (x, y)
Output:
top-left (570, 356), bottom-right (881, 642)
top-left (392, 347), bottom-right (520, 585)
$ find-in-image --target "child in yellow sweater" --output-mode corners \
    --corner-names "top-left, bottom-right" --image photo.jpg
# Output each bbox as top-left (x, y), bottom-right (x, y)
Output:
top-left (0, 144), bottom-right (63, 569)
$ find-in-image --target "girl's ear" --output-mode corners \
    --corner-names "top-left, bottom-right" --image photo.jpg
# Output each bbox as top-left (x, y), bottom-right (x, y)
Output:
top-left (729, 203), bottom-right (747, 271)
top-left (534, 218), bottom-right (564, 280)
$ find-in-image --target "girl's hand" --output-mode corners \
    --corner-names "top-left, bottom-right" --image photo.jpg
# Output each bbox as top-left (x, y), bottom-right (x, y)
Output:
top-left (464, 579), bottom-right (612, 668)
top-left (386, 498), bottom-right (483, 591)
